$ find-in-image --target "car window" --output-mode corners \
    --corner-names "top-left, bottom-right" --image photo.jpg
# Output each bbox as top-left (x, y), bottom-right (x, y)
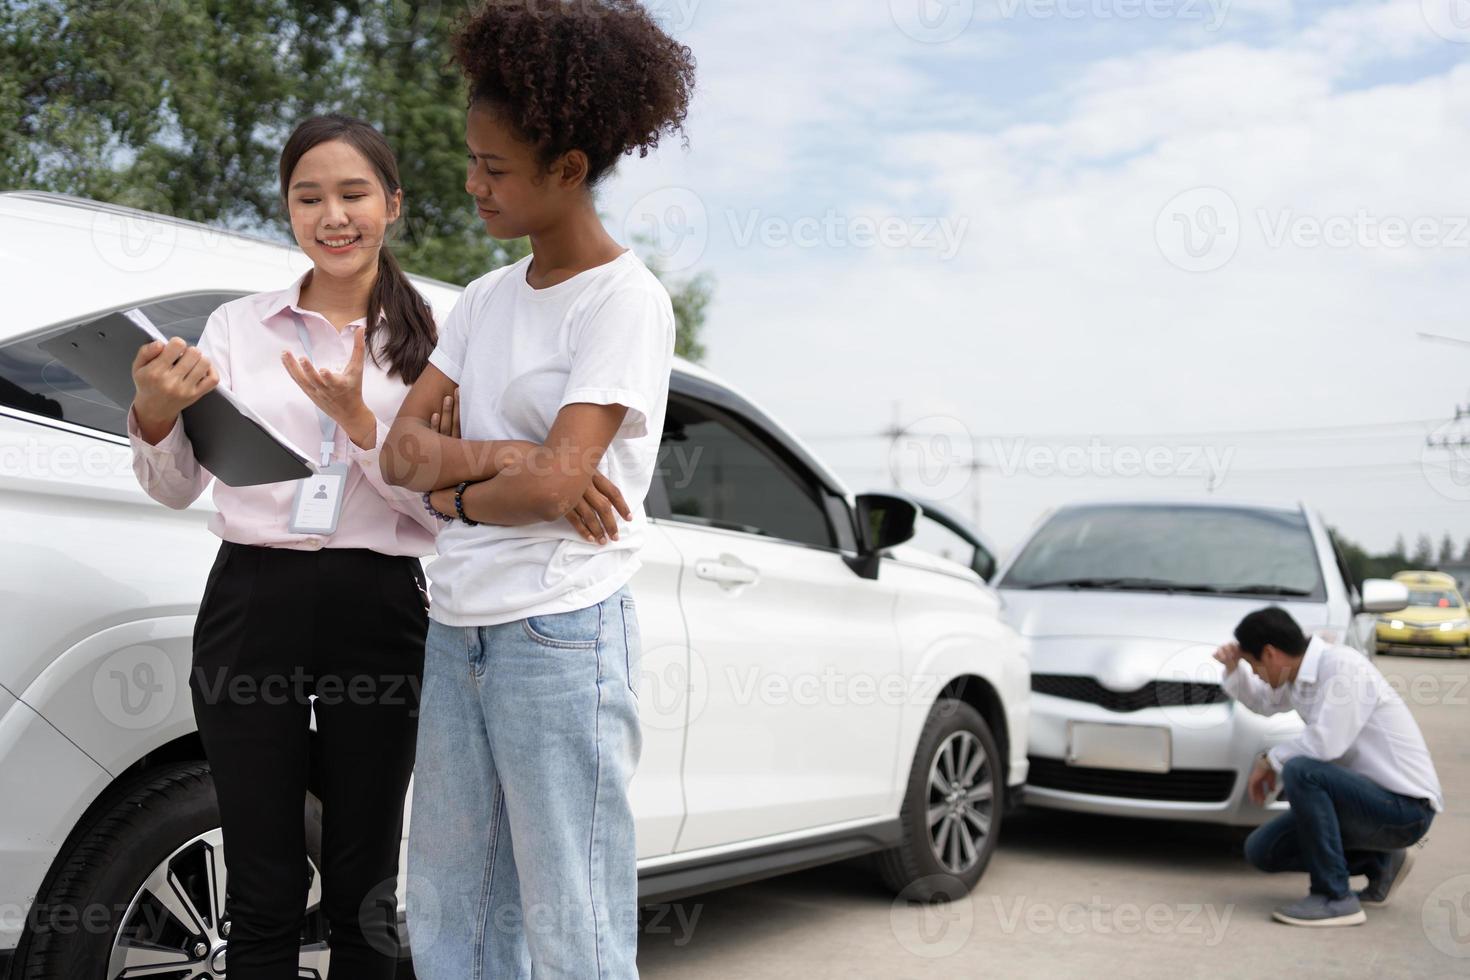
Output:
top-left (655, 395), bottom-right (836, 549)
top-left (909, 513), bottom-right (996, 579)
top-left (0, 292), bottom-right (245, 437)
top-left (974, 541), bottom-right (997, 581)
top-left (1327, 529), bottom-right (1359, 603)
top-left (1407, 589), bottom-right (1462, 609)
top-left (998, 504), bottom-right (1326, 599)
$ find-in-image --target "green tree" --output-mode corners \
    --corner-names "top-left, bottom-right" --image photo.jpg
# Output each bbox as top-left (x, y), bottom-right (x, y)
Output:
top-left (2, 0), bottom-right (712, 360)
top-left (346, 0), bottom-right (530, 283)
top-left (1440, 532), bottom-right (1457, 565)
top-left (1411, 533), bottom-right (1435, 568)
top-left (1, 0), bottom-right (308, 225)
top-left (653, 265), bottom-right (711, 364)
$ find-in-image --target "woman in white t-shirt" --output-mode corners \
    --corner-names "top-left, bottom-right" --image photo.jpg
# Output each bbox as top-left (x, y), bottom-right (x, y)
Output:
top-left (380, 3), bottom-right (695, 978)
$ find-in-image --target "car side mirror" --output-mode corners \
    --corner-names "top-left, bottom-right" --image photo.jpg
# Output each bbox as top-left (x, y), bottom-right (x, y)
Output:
top-left (1358, 578), bottom-right (1410, 615)
top-left (844, 493), bottom-right (920, 580)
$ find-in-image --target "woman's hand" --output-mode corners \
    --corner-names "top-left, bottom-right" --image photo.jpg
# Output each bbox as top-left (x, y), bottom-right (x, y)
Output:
top-left (282, 327), bottom-right (377, 449)
top-left (131, 338), bottom-right (218, 444)
top-left (430, 388), bottom-right (460, 438)
top-left (565, 472), bottom-right (632, 544)
top-left (432, 471), bottom-right (633, 542)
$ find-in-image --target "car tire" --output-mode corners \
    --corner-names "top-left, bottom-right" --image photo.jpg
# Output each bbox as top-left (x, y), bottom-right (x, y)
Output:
top-left (13, 761), bottom-right (328, 980)
top-left (875, 698), bottom-right (1003, 902)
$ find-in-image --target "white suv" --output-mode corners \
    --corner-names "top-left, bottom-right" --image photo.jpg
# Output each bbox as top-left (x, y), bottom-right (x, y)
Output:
top-left (0, 192), bottom-right (1030, 979)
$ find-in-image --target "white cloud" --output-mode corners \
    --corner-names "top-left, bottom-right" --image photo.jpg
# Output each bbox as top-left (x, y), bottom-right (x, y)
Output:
top-left (606, 0), bottom-right (1470, 551)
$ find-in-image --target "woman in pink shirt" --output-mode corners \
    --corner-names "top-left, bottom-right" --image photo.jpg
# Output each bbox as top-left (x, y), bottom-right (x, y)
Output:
top-left (127, 114), bottom-right (442, 979)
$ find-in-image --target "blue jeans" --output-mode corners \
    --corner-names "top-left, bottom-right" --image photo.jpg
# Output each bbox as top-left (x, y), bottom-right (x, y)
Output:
top-left (1244, 756), bottom-right (1434, 899)
top-left (407, 584), bottom-right (643, 979)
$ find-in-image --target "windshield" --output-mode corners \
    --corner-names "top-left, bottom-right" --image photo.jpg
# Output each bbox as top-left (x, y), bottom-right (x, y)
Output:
top-left (998, 505), bottom-right (1325, 599)
top-left (1406, 589), bottom-right (1462, 609)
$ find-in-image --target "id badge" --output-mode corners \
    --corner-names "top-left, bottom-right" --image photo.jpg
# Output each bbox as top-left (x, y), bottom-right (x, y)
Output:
top-left (289, 462), bottom-right (350, 535)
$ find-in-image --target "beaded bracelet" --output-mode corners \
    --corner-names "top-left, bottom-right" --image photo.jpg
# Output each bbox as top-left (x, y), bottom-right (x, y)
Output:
top-left (422, 492), bottom-right (454, 524)
top-left (454, 481), bottom-right (481, 526)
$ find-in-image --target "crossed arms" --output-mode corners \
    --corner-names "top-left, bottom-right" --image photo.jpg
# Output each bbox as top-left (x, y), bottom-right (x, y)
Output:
top-left (380, 363), bottom-right (629, 542)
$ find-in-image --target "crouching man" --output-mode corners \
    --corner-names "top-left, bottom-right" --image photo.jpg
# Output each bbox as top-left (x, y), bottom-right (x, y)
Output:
top-left (1214, 607), bottom-right (1443, 927)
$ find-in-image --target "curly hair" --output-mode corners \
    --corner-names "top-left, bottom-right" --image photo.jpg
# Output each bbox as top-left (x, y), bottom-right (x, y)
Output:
top-left (452, 0), bottom-right (696, 186)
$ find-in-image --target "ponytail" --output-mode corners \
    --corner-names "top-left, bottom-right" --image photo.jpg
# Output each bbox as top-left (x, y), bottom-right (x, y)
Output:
top-left (366, 247), bottom-right (437, 383)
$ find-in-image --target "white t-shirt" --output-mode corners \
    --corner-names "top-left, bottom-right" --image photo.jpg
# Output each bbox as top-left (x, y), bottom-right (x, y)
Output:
top-left (425, 250), bottom-right (675, 626)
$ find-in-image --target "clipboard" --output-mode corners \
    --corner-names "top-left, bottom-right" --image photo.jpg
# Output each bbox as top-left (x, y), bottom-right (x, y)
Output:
top-left (39, 308), bottom-right (318, 487)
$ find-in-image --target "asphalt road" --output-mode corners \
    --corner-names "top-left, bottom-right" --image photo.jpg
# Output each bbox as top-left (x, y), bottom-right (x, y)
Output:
top-left (638, 654), bottom-right (1470, 979)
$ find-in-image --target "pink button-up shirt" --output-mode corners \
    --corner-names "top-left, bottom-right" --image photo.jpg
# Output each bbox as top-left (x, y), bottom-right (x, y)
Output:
top-left (127, 272), bottom-right (439, 556)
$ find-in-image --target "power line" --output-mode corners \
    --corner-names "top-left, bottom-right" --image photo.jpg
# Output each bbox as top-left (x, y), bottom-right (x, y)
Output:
top-left (805, 418), bottom-right (1443, 443)
top-left (838, 459), bottom-right (1453, 477)
top-left (1419, 331), bottom-right (1470, 349)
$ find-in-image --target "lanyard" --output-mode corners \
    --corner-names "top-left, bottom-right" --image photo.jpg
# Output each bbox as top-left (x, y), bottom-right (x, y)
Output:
top-left (288, 311), bottom-right (338, 467)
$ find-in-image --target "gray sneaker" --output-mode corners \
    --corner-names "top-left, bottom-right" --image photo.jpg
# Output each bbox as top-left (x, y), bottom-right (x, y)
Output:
top-left (1271, 893), bottom-right (1366, 927)
top-left (1358, 848), bottom-right (1415, 907)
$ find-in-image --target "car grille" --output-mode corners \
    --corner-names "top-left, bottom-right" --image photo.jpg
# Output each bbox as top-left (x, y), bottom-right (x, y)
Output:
top-left (1028, 757), bottom-right (1237, 803)
top-left (1031, 673), bottom-right (1229, 712)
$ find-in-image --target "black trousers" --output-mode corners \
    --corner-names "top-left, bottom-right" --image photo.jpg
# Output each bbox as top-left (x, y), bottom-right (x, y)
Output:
top-left (190, 541), bottom-right (428, 980)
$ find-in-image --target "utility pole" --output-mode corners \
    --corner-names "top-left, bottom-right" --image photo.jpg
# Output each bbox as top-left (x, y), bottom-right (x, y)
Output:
top-left (964, 457), bottom-right (985, 531)
top-left (1426, 404), bottom-right (1470, 452)
top-left (1417, 331), bottom-right (1470, 455)
top-left (883, 400), bottom-right (904, 492)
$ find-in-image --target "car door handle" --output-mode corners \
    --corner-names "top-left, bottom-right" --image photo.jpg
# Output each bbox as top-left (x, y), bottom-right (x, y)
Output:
top-left (695, 554), bottom-right (760, 590)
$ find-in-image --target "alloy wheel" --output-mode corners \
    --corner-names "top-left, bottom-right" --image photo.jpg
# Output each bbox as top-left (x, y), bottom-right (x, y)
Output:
top-left (106, 828), bottom-right (329, 978)
top-left (925, 730), bottom-right (994, 874)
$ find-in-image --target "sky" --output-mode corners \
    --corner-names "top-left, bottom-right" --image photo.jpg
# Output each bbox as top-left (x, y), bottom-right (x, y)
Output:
top-left (593, 0), bottom-right (1470, 558)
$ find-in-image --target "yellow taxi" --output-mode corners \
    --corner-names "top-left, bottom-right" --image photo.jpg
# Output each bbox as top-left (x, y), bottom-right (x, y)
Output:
top-left (1376, 570), bottom-right (1470, 656)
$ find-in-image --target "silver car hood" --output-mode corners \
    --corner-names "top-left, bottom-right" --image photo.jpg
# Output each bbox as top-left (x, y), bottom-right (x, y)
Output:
top-left (997, 589), bottom-right (1329, 689)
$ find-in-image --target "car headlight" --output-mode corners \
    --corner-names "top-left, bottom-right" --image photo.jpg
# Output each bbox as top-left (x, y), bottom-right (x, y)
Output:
top-left (1387, 619), bottom-right (1404, 630)
top-left (1440, 619), bottom-right (1470, 631)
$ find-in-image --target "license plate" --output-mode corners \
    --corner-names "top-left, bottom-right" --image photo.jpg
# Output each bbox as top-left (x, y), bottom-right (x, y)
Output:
top-left (1067, 722), bottom-right (1171, 773)
top-left (1414, 630), bottom-right (1434, 642)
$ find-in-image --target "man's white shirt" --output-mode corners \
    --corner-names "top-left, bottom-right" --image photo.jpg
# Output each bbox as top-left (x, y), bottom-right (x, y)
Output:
top-left (1222, 635), bottom-right (1444, 812)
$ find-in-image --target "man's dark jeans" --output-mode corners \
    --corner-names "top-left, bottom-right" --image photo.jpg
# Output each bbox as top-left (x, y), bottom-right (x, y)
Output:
top-left (1244, 756), bottom-right (1434, 899)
